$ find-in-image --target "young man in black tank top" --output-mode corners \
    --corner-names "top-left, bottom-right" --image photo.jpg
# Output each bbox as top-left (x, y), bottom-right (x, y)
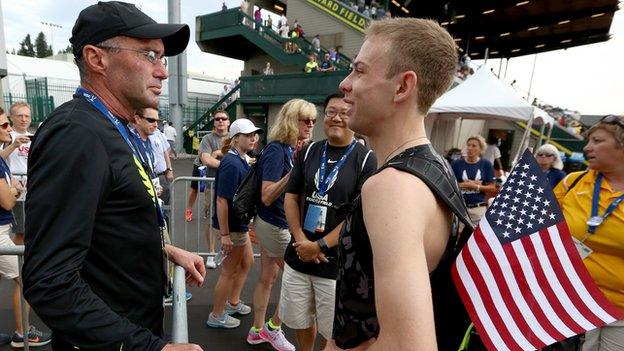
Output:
top-left (326, 18), bottom-right (459, 350)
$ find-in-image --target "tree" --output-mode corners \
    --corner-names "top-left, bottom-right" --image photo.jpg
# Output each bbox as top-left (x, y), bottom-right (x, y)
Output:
top-left (35, 32), bottom-right (53, 58)
top-left (17, 34), bottom-right (35, 57)
top-left (58, 44), bottom-right (73, 54)
top-left (11, 48), bottom-right (16, 55)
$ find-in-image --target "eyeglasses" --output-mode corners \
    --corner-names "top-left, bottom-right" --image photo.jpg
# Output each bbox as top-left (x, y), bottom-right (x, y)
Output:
top-left (215, 117), bottom-right (229, 122)
top-left (0, 122), bottom-right (9, 129)
top-left (140, 116), bottom-right (160, 124)
top-left (601, 115), bottom-right (624, 129)
top-left (324, 110), bottom-right (349, 119)
top-left (536, 153), bottom-right (554, 157)
top-left (96, 46), bottom-right (167, 68)
top-left (299, 118), bottom-right (316, 125)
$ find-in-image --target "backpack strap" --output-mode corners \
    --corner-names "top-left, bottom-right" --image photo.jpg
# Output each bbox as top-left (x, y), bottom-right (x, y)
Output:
top-left (563, 170), bottom-right (589, 195)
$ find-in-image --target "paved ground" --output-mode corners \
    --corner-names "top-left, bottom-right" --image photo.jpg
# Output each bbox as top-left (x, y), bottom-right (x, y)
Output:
top-left (0, 156), bottom-right (321, 350)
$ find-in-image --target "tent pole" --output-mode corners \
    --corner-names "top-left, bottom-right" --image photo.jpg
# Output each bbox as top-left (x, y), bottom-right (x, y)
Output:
top-left (503, 58), bottom-right (509, 79)
top-left (497, 58), bottom-right (503, 78)
top-left (455, 117), bottom-right (464, 147)
top-left (546, 123), bottom-right (554, 143)
top-left (484, 47), bottom-right (489, 65)
top-left (526, 54), bottom-right (538, 101)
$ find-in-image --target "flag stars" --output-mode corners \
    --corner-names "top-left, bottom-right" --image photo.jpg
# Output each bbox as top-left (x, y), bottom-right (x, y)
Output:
top-left (530, 175), bottom-right (537, 182)
top-left (522, 163), bottom-right (530, 170)
top-left (537, 187), bottom-right (544, 194)
top-left (549, 213), bottom-right (556, 220)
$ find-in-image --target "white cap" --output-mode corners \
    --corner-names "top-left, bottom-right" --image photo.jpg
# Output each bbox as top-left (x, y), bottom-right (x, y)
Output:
top-left (228, 118), bottom-right (263, 138)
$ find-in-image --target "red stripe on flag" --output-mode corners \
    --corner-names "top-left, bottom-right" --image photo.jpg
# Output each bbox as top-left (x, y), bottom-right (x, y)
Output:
top-left (461, 235), bottom-right (522, 350)
top-left (539, 227), bottom-right (605, 327)
top-left (452, 259), bottom-right (500, 351)
top-left (494, 231), bottom-right (565, 343)
top-left (553, 222), bottom-right (624, 319)
top-left (472, 226), bottom-right (544, 348)
top-left (517, 235), bottom-right (585, 334)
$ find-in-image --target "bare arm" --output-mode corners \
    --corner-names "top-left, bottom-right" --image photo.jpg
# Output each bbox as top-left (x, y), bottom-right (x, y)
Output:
top-left (284, 192), bottom-right (306, 242)
top-left (0, 179), bottom-right (17, 210)
top-left (200, 152), bottom-right (220, 169)
top-left (216, 196), bottom-right (233, 253)
top-left (261, 174), bottom-right (290, 207)
top-left (293, 221), bottom-right (343, 263)
top-left (363, 169), bottom-right (449, 351)
top-left (0, 135), bottom-right (29, 160)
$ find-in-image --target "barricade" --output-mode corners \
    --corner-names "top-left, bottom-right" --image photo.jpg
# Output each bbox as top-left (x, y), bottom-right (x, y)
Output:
top-left (0, 245), bottom-right (190, 346)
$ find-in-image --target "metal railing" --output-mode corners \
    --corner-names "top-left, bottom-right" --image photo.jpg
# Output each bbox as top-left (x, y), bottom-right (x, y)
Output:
top-left (0, 246), bottom-right (29, 350)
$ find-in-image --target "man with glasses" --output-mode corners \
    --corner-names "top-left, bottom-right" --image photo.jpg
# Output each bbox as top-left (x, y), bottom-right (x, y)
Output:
top-left (22, 2), bottom-right (205, 350)
top-left (282, 92), bottom-right (376, 351)
top-left (186, 110), bottom-right (230, 269)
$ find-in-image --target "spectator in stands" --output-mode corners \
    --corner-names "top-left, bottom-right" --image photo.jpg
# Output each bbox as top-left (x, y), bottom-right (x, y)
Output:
top-left (290, 30), bottom-right (301, 53)
top-left (328, 47), bottom-right (337, 61)
top-left (0, 102), bottom-right (32, 246)
top-left (247, 99), bottom-right (315, 350)
top-left (371, 5), bottom-right (377, 19)
top-left (282, 92), bottom-right (376, 351)
top-left (263, 62), bottom-right (274, 75)
top-left (554, 115), bottom-right (624, 350)
top-left (222, 2), bottom-right (227, 11)
top-left (363, 5), bottom-right (370, 17)
top-left (312, 34), bottom-right (321, 52)
top-left (241, 0), bottom-right (250, 25)
top-left (483, 135), bottom-right (503, 175)
top-left (278, 13), bottom-right (287, 29)
top-left (22, 3), bottom-right (205, 349)
top-left (294, 24), bottom-right (305, 39)
top-left (305, 54), bottom-right (319, 73)
top-left (319, 53), bottom-right (335, 72)
top-left (451, 135), bottom-right (496, 226)
top-left (163, 121), bottom-right (178, 158)
top-left (0, 108), bottom-right (50, 348)
top-left (254, 8), bottom-right (262, 31)
top-left (207, 119), bottom-right (262, 329)
top-left (266, 15), bottom-right (273, 31)
top-left (536, 143), bottom-right (566, 188)
top-left (279, 22), bottom-right (291, 52)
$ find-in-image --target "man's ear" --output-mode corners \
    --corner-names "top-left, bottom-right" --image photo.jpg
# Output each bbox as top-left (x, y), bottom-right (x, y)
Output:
top-left (393, 71), bottom-right (418, 104)
top-left (81, 45), bottom-right (108, 76)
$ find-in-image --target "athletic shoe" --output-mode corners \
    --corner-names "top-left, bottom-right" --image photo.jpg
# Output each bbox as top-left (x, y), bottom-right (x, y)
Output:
top-left (205, 256), bottom-right (216, 269)
top-left (0, 333), bottom-right (10, 346)
top-left (206, 312), bottom-right (240, 329)
top-left (225, 300), bottom-right (251, 315)
top-left (163, 292), bottom-right (193, 306)
top-left (246, 328), bottom-right (266, 345)
top-left (10, 326), bottom-right (52, 348)
top-left (259, 323), bottom-right (295, 351)
top-left (185, 209), bottom-right (192, 222)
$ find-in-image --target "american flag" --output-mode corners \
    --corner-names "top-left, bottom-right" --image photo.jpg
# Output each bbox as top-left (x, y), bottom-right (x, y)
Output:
top-left (452, 149), bottom-right (623, 351)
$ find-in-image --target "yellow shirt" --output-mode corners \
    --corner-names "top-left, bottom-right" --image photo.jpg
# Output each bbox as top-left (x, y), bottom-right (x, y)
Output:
top-left (554, 170), bottom-right (624, 311)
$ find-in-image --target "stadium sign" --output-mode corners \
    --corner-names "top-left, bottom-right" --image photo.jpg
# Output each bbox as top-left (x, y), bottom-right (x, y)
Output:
top-left (307, 0), bottom-right (369, 33)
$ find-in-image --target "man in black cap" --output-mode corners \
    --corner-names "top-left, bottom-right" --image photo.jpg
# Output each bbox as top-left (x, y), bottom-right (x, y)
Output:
top-left (22, 2), bottom-right (205, 350)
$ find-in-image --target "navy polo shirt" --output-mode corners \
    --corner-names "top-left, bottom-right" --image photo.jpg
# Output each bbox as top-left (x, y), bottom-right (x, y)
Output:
top-left (212, 151), bottom-right (250, 232)
top-left (451, 158), bottom-right (494, 205)
top-left (0, 159), bottom-right (13, 225)
top-left (256, 142), bottom-right (293, 229)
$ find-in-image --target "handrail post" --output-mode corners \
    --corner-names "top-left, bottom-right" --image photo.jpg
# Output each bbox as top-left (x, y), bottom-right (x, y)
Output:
top-left (171, 265), bottom-right (188, 343)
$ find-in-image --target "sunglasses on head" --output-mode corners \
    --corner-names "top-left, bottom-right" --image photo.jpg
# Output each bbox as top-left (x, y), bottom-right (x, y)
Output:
top-left (215, 117), bottom-right (228, 122)
top-left (601, 115), bottom-right (624, 129)
top-left (0, 122), bottom-right (10, 129)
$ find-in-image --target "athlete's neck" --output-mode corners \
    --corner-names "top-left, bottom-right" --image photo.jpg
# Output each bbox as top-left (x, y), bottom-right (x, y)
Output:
top-left (233, 145), bottom-right (246, 157)
top-left (368, 113), bottom-right (428, 168)
top-left (82, 81), bottom-right (136, 123)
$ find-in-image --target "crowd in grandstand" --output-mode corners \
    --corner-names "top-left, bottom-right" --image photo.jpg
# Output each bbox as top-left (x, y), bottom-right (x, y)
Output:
top-left (0, 2), bottom-right (621, 351)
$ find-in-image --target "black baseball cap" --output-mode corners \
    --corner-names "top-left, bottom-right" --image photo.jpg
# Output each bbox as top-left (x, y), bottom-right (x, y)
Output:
top-left (70, 1), bottom-right (190, 59)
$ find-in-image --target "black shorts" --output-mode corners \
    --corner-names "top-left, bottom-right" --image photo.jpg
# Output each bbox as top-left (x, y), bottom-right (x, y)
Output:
top-left (190, 164), bottom-right (200, 190)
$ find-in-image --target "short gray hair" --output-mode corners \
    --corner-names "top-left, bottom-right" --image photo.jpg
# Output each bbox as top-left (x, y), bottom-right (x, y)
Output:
top-left (536, 143), bottom-right (564, 170)
top-left (75, 37), bottom-right (122, 82)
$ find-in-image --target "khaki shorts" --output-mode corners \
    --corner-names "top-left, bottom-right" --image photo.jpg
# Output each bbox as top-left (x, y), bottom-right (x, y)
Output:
top-left (0, 224), bottom-right (19, 279)
top-left (254, 216), bottom-right (291, 258)
top-left (213, 229), bottom-right (248, 247)
top-left (582, 319), bottom-right (624, 350)
top-left (279, 264), bottom-right (336, 340)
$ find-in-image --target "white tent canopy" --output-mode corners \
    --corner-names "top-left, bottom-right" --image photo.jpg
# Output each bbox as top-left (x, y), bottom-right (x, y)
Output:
top-left (428, 68), bottom-right (534, 122)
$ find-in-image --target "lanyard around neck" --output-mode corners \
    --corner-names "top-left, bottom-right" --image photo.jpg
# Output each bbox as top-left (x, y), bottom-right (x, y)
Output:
top-left (587, 173), bottom-right (624, 234)
top-left (318, 140), bottom-right (357, 197)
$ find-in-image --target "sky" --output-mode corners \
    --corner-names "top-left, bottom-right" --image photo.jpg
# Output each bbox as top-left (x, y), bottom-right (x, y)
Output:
top-left (1, 0), bottom-right (622, 115)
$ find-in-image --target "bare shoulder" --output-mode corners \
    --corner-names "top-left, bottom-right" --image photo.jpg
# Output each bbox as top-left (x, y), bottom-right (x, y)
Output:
top-left (362, 167), bottom-right (438, 213)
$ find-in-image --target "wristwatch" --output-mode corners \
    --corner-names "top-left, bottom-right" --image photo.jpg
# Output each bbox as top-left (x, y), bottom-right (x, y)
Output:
top-left (316, 237), bottom-right (329, 254)
top-left (166, 168), bottom-right (173, 172)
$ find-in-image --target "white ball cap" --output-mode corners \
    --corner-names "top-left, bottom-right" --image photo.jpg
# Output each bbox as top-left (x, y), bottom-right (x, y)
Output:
top-left (228, 118), bottom-right (263, 138)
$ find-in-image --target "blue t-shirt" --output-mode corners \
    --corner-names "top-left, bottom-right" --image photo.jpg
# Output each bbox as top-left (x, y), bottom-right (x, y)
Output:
top-left (451, 158), bottom-right (494, 205)
top-left (256, 142), bottom-right (293, 228)
top-left (0, 159), bottom-right (13, 225)
top-left (212, 150), bottom-right (250, 232)
top-left (545, 168), bottom-right (566, 189)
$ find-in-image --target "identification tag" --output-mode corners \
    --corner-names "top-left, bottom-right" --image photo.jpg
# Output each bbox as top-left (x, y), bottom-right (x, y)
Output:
top-left (303, 204), bottom-right (327, 233)
top-left (572, 237), bottom-right (593, 260)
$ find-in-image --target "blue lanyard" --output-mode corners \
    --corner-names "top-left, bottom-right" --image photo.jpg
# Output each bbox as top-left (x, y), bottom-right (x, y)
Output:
top-left (76, 87), bottom-right (165, 228)
top-left (130, 128), bottom-right (156, 175)
top-left (588, 173), bottom-right (624, 234)
top-left (318, 140), bottom-right (357, 197)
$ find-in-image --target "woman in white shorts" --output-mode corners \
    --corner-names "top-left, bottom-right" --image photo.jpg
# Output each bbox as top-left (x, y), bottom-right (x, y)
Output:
top-left (246, 99), bottom-right (316, 350)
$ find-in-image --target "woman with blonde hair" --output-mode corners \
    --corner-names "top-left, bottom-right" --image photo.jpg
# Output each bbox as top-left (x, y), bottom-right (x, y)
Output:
top-left (535, 143), bottom-right (566, 188)
top-left (246, 98), bottom-right (316, 350)
top-left (451, 135), bottom-right (497, 225)
top-left (207, 119), bottom-right (263, 329)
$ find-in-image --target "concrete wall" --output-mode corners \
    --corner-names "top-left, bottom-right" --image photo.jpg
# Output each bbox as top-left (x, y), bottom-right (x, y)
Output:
top-left (285, 0), bottom-right (364, 59)
top-left (243, 53), bottom-right (303, 76)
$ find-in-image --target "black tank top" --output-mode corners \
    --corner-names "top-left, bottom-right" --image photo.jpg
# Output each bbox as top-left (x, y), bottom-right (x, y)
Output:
top-left (332, 144), bottom-right (473, 350)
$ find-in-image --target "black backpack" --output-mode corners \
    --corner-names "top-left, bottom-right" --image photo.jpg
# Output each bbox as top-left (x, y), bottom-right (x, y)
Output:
top-left (379, 145), bottom-right (477, 351)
